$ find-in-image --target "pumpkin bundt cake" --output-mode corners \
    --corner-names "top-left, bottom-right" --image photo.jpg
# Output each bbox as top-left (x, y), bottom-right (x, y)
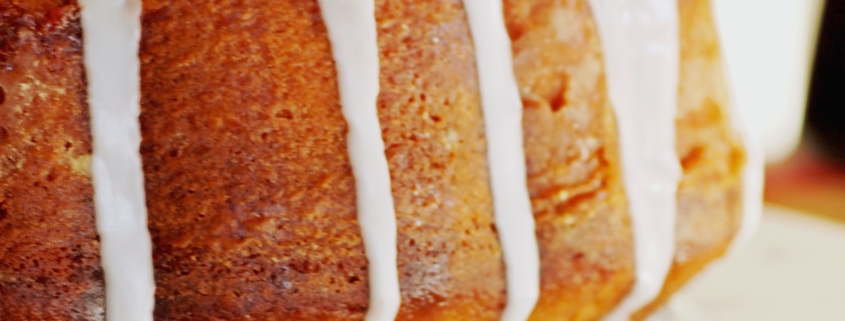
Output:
top-left (0, 0), bottom-right (762, 320)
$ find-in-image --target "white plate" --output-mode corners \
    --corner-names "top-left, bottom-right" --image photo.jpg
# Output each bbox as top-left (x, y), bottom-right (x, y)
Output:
top-left (651, 206), bottom-right (845, 321)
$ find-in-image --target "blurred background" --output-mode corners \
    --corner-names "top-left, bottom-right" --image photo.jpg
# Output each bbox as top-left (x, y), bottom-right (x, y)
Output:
top-left (713, 0), bottom-right (843, 221)
top-left (756, 0), bottom-right (845, 220)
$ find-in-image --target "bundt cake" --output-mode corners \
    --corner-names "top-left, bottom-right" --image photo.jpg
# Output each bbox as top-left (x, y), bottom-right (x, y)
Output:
top-left (0, 0), bottom-right (763, 320)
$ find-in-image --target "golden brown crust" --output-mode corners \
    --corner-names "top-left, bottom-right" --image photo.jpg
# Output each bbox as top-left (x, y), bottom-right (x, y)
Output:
top-left (0, 2), bottom-right (105, 320)
top-left (140, 1), bottom-right (368, 319)
top-left (142, 0), bottom-right (507, 319)
top-left (375, 1), bottom-right (506, 319)
top-left (504, 1), bottom-right (635, 320)
top-left (3, 0), bottom-right (70, 12)
top-left (633, 0), bottom-right (746, 318)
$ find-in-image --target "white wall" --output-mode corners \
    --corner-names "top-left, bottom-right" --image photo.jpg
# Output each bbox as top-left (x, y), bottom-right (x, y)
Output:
top-left (711, 0), bottom-right (826, 163)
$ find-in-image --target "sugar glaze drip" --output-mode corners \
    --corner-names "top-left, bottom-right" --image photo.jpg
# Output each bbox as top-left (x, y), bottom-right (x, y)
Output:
top-left (462, 0), bottom-right (541, 320)
top-left (316, 1), bottom-right (401, 320)
top-left (723, 40), bottom-right (764, 257)
top-left (589, 0), bottom-right (683, 320)
top-left (78, 0), bottom-right (156, 320)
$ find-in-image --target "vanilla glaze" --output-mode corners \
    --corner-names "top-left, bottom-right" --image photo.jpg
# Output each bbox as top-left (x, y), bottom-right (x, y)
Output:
top-left (463, 0), bottom-right (542, 320)
top-left (78, 0), bottom-right (156, 320)
top-left (589, 0), bottom-right (683, 320)
top-left (317, 1), bottom-right (402, 320)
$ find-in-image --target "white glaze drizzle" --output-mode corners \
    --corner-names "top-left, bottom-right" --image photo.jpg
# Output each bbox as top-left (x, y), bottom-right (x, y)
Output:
top-left (723, 104), bottom-right (765, 262)
top-left (78, 0), bottom-right (156, 320)
top-left (719, 26), bottom-right (764, 258)
top-left (462, 1), bottom-right (541, 320)
top-left (589, 0), bottom-right (682, 320)
top-left (316, 1), bottom-right (401, 320)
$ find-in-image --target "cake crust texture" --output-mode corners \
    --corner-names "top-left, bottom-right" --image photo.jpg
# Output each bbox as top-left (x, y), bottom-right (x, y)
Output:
top-left (375, 0), bottom-right (507, 319)
top-left (0, 1), bottom-right (105, 320)
top-left (140, 0), bottom-right (370, 319)
top-left (504, 0), bottom-right (636, 320)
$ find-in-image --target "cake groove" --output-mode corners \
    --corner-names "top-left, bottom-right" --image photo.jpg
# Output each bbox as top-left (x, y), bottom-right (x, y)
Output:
top-left (78, 0), bottom-right (155, 320)
top-left (317, 0), bottom-right (401, 320)
top-left (590, 0), bottom-right (683, 319)
top-left (463, 0), bottom-right (541, 319)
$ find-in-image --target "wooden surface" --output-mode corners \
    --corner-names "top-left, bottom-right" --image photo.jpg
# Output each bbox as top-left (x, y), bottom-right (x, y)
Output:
top-left (765, 145), bottom-right (845, 223)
